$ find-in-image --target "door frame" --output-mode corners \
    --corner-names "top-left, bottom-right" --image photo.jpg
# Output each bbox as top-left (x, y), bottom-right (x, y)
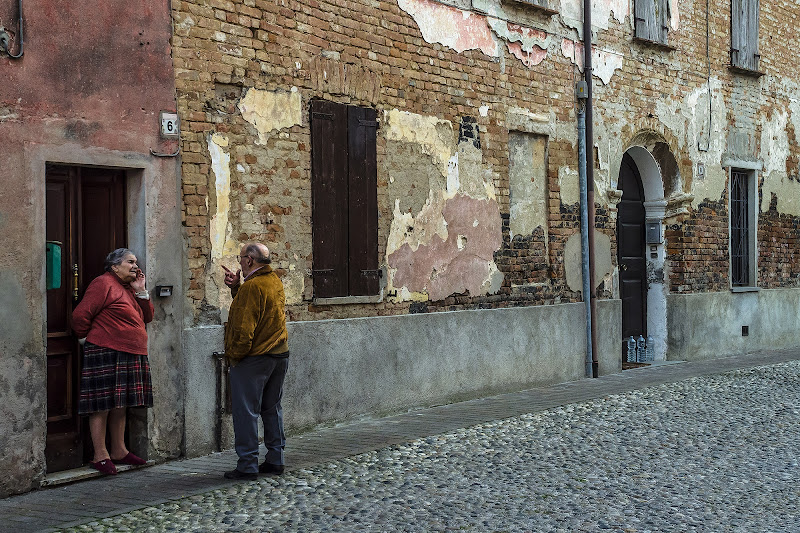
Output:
top-left (28, 143), bottom-right (151, 475)
top-left (617, 145), bottom-right (668, 362)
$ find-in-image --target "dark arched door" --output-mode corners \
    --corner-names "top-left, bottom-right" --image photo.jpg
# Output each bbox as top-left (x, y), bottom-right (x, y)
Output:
top-left (617, 153), bottom-right (647, 353)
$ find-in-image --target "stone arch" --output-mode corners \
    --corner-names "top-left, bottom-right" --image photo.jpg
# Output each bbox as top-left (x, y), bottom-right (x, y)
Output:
top-left (612, 131), bottom-right (683, 363)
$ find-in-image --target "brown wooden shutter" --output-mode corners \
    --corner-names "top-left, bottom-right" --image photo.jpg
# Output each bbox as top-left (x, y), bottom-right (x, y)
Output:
top-left (347, 106), bottom-right (379, 296)
top-left (311, 100), bottom-right (349, 298)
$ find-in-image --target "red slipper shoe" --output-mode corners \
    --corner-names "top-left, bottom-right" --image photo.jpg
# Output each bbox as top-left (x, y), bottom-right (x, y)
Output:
top-left (89, 459), bottom-right (118, 475)
top-left (114, 452), bottom-right (146, 466)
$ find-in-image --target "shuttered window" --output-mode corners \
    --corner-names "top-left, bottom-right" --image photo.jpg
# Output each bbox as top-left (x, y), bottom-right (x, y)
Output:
top-left (634, 0), bottom-right (670, 45)
top-left (310, 100), bottom-right (379, 298)
top-left (731, 0), bottom-right (760, 71)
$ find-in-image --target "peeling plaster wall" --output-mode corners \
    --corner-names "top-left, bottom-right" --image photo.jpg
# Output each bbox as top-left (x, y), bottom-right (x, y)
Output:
top-left (172, 0), bottom-right (800, 461)
top-left (384, 110), bottom-right (503, 302)
top-left (238, 87), bottom-right (303, 145)
top-left (508, 132), bottom-right (548, 242)
top-left (397, 0), bottom-right (500, 57)
top-left (206, 133), bottom-right (234, 316)
top-left (760, 109), bottom-right (800, 216)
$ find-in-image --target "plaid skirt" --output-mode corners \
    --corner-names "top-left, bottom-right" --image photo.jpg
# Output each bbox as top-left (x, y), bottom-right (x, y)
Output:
top-left (78, 342), bottom-right (154, 415)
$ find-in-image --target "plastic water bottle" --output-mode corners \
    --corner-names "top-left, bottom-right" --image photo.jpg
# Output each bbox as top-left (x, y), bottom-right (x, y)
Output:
top-left (637, 335), bottom-right (646, 363)
top-left (645, 335), bottom-right (655, 362)
top-left (626, 336), bottom-right (637, 363)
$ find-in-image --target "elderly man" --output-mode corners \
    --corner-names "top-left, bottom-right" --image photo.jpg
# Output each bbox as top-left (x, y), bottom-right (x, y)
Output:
top-left (221, 243), bottom-right (289, 480)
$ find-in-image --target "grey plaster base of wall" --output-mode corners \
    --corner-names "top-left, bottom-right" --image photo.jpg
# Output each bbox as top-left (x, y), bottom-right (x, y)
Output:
top-left (183, 326), bottom-right (226, 457)
top-left (667, 288), bottom-right (800, 361)
top-left (183, 300), bottom-right (621, 455)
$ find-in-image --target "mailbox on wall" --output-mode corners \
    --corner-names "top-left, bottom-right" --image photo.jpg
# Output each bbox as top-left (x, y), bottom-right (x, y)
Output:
top-left (46, 241), bottom-right (62, 290)
top-left (645, 220), bottom-right (662, 244)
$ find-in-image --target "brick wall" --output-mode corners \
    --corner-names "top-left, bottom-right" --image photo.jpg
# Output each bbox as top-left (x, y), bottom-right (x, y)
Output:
top-left (171, 0), bottom-right (800, 325)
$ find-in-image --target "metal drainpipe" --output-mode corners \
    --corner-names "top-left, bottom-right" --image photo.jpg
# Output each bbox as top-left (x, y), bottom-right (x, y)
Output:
top-left (583, 0), bottom-right (599, 377)
top-left (577, 90), bottom-right (592, 378)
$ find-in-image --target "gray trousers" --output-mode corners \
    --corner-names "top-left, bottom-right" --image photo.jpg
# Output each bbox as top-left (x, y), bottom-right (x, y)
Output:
top-left (229, 354), bottom-right (289, 473)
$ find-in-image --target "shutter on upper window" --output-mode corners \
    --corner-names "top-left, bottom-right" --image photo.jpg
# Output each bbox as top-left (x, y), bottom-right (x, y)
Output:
top-left (635, 0), bottom-right (669, 44)
top-left (310, 100), bottom-right (349, 298)
top-left (732, 0), bottom-right (759, 71)
top-left (347, 106), bottom-right (379, 296)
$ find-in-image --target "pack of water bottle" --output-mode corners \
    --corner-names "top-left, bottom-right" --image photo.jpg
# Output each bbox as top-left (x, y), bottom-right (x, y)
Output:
top-left (626, 335), bottom-right (654, 363)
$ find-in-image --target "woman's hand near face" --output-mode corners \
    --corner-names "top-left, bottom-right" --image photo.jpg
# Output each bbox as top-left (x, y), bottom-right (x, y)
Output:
top-left (130, 269), bottom-right (146, 293)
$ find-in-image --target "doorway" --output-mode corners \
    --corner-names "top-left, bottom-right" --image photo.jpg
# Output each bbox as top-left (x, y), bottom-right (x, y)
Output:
top-left (45, 164), bottom-right (126, 472)
top-left (617, 153), bottom-right (647, 360)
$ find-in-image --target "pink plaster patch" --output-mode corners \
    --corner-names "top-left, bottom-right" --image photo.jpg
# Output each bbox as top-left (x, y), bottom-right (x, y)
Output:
top-left (388, 194), bottom-right (502, 301)
top-left (506, 23), bottom-right (547, 42)
top-left (398, 0), bottom-right (499, 57)
top-left (560, 39), bottom-right (623, 85)
top-left (508, 42), bottom-right (547, 68)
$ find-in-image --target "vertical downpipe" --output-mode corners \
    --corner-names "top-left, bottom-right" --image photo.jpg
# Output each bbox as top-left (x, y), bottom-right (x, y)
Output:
top-left (583, 0), bottom-right (599, 377)
top-left (577, 92), bottom-right (592, 378)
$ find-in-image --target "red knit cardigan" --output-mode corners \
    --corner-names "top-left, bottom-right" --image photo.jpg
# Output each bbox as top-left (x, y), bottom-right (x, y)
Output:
top-left (71, 271), bottom-right (154, 355)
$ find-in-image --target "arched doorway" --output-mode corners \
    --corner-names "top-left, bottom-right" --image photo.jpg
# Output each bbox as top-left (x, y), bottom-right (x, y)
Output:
top-left (616, 142), bottom-right (674, 364)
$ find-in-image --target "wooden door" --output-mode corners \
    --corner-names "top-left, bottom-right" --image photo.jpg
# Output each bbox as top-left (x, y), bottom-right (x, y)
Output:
top-left (617, 153), bottom-right (647, 353)
top-left (45, 165), bottom-right (125, 472)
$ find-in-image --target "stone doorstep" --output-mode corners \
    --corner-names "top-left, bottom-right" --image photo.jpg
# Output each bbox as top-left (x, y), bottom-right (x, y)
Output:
top-left (41, 461), bottom-right (155, 487)
top-left (622, 359), bottom-right (687, 370)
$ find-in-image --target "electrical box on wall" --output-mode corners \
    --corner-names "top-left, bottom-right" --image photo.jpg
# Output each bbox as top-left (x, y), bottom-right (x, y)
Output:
top-left (646, 220), bottom-right (662, 244)
top-left (160, 112), bottom-right (180, 139)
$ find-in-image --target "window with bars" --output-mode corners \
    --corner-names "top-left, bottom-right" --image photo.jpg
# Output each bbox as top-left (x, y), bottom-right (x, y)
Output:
top-left (730, 169), bottom-right (755, 287)
top-left (731, 0), bottom-right (760, 72)
top-left (310, 100), bottom-right (379, 298)
top-left (634, 0), bottom-right (670, 45)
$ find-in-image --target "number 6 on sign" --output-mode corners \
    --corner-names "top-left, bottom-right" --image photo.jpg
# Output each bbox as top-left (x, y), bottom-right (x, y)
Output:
top-left (160, 111), bottom-right (180, 138)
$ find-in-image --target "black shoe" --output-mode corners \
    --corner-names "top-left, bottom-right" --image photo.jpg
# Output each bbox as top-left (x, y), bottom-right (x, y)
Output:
top-left (224, 468), bottom-right (257, 480)
top-left (259, 462), bottom-right (285, 475)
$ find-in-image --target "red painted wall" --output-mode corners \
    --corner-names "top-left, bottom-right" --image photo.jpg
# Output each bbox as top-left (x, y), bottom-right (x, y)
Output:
top-left (0, 0), bottom-right (176, 151)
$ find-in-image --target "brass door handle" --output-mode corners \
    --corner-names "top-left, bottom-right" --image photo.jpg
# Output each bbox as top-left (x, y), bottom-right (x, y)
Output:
top-left (621, 263), bottom-right (628, 271)
top-left (73, 264), bottom-right (79, 301)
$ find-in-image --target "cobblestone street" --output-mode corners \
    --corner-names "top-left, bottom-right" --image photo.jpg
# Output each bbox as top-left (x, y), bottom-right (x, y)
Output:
top-left (2, 350), bottom-right (798, 533)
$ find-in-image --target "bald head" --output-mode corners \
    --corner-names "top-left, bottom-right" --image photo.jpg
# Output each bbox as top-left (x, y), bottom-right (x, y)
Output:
top-left (242, 243), bottom-right (271, 265)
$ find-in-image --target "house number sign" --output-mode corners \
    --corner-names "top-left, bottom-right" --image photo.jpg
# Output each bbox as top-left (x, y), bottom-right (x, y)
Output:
top-left (160, 112), bottom-right (180, 138)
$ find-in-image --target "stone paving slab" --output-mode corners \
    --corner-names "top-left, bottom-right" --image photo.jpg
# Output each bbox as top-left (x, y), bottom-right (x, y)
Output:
top-left (2, 348), bottom-right (798, 532)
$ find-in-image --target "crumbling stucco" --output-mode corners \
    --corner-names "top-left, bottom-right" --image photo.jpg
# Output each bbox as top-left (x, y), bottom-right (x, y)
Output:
top-left (761, 109), bottom-right (800, 216)
top-left (281, 265), bottom-right (305, 305)
top-left (561, 0), bottom-right (628, 32)
top-left (564, 231), bottom-right (612, 293)
top-left (397, 0), bottom-right (500, 57)
top-left (207, 133), bottom-right (236, 312)
top-left (383, 110), bottom-right (456, 178)
top-left (388, 194), bottom-right (503, 301)
top-left (238, 87), bottom-right (302, 145)
top-left (509, 132), bottom-right (548, 242)
top-left (384, 110), bottom-right (503, 302)
top-left (654, 80), bottom-right (728, 208)
top-left (559, 166), bottom-right (581, 206)
top-left (561, 39), bottom-right (623, 85)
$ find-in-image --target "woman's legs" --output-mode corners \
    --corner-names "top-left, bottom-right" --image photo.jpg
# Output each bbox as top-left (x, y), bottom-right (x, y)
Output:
top-left (88, 410), bottom-right (110, 462)
top-left (107, 407), bottom-right (130, 460)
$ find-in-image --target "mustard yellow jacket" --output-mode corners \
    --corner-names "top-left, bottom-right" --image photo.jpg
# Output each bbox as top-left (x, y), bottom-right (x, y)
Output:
top-left (224, 266), bottom-right (288, 364)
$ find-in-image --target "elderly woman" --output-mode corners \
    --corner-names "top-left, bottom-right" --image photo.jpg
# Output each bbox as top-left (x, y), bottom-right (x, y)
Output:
top-left (71, 248), bottom-right (154, 475)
